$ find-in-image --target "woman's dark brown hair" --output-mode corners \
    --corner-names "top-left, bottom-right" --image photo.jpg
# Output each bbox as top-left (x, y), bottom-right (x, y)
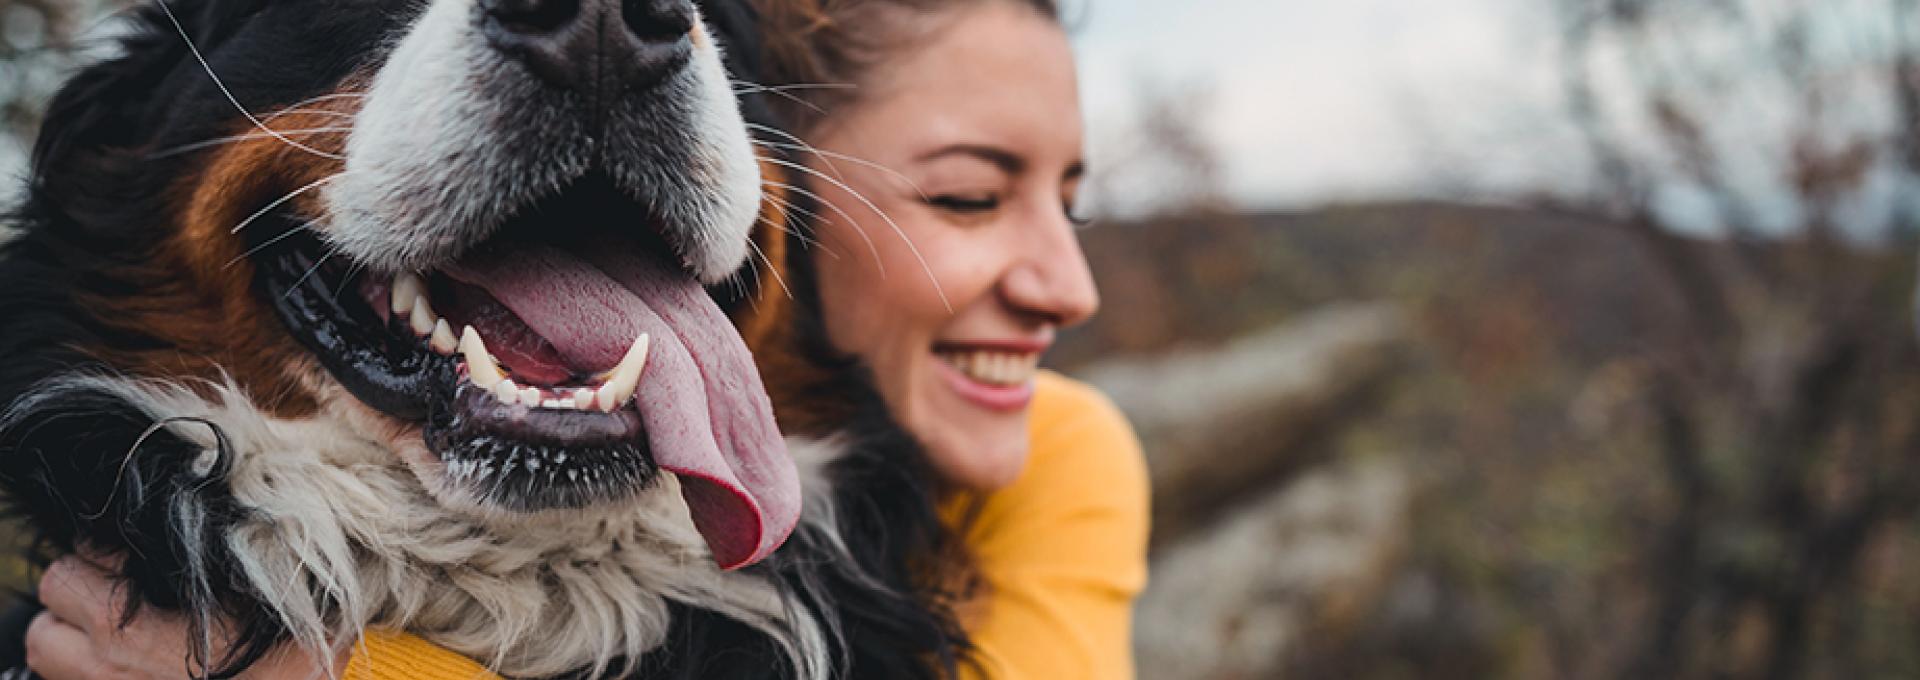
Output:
top-left (753, 0), bottom-right (1061, 134)
top-left (733, 1), bottom-right (1064, 678)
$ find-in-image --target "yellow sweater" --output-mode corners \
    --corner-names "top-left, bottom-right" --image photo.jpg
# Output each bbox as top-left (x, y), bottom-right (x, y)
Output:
top-left (345, 372), bottom-right (1150, 680)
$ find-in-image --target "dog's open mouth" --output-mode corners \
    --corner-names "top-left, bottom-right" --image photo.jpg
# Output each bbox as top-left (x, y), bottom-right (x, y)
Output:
top-left (257, 174), bottom-right (794, 569)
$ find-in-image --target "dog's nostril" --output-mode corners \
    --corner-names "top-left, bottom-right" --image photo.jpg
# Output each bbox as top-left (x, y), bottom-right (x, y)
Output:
top-left (483, 0), bottom-right (693, 95)
top-left (485, 0), bottom-right (580, 33)
top-left (621, 0), bottom-right (695, 41)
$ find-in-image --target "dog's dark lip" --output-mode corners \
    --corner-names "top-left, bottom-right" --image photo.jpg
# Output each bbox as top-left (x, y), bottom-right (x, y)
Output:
top-left (259, 227), bottom-right (451, 421)
top-left (425, 381), bottom-right (658, 511)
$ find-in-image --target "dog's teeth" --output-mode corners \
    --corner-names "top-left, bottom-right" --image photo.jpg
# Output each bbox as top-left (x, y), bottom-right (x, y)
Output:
top-left (460, 326), bottom-right (505, 389)
top-left (520, 387), bottom-right (542, 405)
top-left (541, 398), bottom-right (563, 409)
top-left (494, 378), bottom-right (521, 405)
top-left (430, 319), bottom-right (458, 355)
top-left (409, 296), bottom-right (436, 336)
top-left (391, 273), bottom-right (424, 316)
top-left (599, 333), bottom-right (650, 410)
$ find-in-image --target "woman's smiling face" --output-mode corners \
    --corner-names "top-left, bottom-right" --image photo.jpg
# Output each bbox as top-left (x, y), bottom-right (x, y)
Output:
top-left (801, 1), bottom-right (1097, 491)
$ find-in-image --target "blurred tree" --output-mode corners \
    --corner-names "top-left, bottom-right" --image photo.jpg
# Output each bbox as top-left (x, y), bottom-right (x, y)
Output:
top-left (1546, 0), bottom-right (1920, 677)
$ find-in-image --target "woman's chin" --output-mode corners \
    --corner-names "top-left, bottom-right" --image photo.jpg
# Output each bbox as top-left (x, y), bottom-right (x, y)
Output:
top-left (917, 397), bottom-right (1032, 491)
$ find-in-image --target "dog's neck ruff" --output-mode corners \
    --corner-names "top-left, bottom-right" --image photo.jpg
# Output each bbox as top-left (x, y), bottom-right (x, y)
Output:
top-left (80, 376), bottom-right (826, 679)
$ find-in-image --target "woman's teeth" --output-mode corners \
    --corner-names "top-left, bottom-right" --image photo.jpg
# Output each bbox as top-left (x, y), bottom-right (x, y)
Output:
top-left (938, 349), bottom-right (1040, 387)
top-left (390, 272), bottom-right (649, 413)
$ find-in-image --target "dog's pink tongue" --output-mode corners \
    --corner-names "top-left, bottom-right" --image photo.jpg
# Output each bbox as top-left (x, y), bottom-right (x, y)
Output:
top-left (444, 245), bottom-right (798, 570)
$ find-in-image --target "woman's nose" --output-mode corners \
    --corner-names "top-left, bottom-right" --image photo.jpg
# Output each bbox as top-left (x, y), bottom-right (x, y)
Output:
top-left (1000, 210), bottom-right (1100, 328)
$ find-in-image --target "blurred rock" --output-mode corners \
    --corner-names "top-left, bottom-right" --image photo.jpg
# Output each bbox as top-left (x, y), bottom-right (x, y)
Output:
top-left (1080, 303), bottom-right (1407, 546)
top-left (1135, 456), bottom-right (1412, 679)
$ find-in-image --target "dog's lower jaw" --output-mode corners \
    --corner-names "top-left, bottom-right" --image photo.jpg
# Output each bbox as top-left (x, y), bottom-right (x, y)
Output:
top-left (87, 376), bottom-right (827, 679)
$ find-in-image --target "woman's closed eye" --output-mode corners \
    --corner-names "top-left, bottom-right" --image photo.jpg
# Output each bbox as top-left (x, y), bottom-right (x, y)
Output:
top-left (928, 193), bottom-right (1000, 214)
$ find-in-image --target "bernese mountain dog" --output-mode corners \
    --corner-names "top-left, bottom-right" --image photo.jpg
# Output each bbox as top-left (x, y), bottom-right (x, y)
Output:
top-left (0, 0), bottom-right (966, 678)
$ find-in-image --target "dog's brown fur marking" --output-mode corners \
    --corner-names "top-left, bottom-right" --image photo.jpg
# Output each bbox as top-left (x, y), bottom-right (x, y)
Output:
top-left (74, 98), bottom-right (361, 418)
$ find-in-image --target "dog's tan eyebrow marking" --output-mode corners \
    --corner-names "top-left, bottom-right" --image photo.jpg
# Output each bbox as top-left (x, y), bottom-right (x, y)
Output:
top-left (916, 144), bottom-right (1023, 174)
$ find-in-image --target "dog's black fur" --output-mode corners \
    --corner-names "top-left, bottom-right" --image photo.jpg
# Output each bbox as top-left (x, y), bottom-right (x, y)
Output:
top-left (0, 1), bottom-right (968, 677)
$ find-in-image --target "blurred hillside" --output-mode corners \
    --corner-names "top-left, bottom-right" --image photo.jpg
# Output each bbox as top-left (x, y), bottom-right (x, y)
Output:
top-left (1065, 202), bottom-right (1920, 679)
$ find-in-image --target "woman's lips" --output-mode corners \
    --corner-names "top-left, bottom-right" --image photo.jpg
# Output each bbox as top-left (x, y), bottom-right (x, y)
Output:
top-left (933, 346), bottom-right (1042, 412)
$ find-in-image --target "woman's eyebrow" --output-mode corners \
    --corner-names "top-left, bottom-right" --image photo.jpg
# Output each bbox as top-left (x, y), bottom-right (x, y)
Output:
top-left (916, 144), bottom-right (1024, 174)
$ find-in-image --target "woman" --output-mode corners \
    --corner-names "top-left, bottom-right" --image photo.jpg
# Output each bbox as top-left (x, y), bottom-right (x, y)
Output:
top-left (24, 0), bottom-right (1148, 677)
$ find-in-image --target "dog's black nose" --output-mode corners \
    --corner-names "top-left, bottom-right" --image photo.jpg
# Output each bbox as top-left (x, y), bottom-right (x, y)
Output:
top-left (482, 0), bottom-right (695, 93)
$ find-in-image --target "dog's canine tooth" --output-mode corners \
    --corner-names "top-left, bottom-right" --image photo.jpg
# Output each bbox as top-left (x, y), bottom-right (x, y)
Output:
top-left (600, 333), bottom-right (650, 411)
top-left (391, 272), bottom-right (424, 316)
top-left (409, 296), bottom-right (437, 336)
top-left (459, 326), bottom-right (505, 389)
top-left (430, 319), bottom-right (458, 355)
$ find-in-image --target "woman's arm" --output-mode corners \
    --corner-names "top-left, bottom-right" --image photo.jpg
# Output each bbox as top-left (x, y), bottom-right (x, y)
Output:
top-left (24, 554), bottom-right (497, 680)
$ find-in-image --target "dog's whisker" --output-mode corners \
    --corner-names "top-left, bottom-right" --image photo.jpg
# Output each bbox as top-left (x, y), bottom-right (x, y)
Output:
top-left (759, 210), bottom-right (838, 260)
top-left (284, 247), bottom-right (342, 301)
top-left (733, 83), bottom-right (829, 117)
top-left (149, 127), bottom-right (356, 160)
top-left (760, 195), bottom-right (840, 260)
top-left (230, 173), bottom-right (345, 235)
top-left (154, 0), bottom-right (346, 161)
top-left (746, 123), bottom-right (845, 179)
top-left (744, 233), bottom-right (793, 301)
top-left (262, 109), bottom-right (359, 124)
top-left (730, 80), bottom-right (856, 93)
top-left (752, 140), bottom-right (929, 201)
top-left (225, 219), bottom-right (322, 269)
top-left (764, 180), bottom-right (885, 277)
top-left (331, 260), bottom-right (370, 303)
top-left (763, 158), bottom-right (952, 312)
top-left (269, 91), bottom-right (370, 113)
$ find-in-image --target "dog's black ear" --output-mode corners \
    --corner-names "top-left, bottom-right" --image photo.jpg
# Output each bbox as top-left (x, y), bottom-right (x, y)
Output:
top-left (698, 0), bottom-right (765, 82)
top-left (27, 2), bottom-right (231, 234)
top-left (32, 8), bottom-right (188, 171)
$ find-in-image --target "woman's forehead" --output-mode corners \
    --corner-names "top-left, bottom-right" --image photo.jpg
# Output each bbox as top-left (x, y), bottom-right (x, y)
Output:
top-left (854, 4), bottom-right (1084, 170)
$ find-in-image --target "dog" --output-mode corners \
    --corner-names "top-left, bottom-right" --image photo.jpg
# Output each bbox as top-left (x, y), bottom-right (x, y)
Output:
top-left (0, 0), bottom-right (966, 677)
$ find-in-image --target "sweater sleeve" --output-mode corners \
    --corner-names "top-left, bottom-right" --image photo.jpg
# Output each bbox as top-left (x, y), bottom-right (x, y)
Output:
top-left (344, 630), bottom-right (503, 680)
top-left (955, 372), bottom-right (1152, 680)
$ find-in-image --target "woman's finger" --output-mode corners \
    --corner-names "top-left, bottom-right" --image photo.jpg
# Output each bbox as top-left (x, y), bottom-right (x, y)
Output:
top-left (35, 557), bottom-right (118, 637)
top-left (24, 612), bottom-right (117, 680)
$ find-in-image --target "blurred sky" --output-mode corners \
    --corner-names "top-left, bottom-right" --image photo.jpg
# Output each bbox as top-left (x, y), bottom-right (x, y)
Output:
top-left (1070, 0), bottom-right (1568, 214)
top-left (1, 0), bottom-right (1562, 213)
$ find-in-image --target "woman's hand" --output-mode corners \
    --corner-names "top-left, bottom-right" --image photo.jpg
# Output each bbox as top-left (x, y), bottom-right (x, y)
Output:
top-left (25, 553), bottom-right (341, 679)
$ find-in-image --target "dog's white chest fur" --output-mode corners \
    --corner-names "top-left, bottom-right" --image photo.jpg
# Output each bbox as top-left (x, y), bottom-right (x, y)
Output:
top-left (93, 378), bottom-right (823, 679)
